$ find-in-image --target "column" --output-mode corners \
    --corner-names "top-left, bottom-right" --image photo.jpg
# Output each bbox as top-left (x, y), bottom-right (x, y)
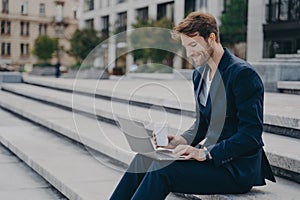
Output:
top-left (108, 12), bottom-right (116, 72)
top-left (149, 2), bottom-right (157, 20)
top-left (247, 0), bottom-right (265, 62)
top-left (174, 0), bottom-right (184, 25)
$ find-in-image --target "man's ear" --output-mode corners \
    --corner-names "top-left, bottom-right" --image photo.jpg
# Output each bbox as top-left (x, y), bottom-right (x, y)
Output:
top-left (208, 33), bottom-right (216, 43)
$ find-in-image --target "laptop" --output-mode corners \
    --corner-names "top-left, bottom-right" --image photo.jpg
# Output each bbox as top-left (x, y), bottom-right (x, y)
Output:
top-left (117, 116), bottom-right (187, 161)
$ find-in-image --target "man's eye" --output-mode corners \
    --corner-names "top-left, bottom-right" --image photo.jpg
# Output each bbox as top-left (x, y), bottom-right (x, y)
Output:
top-left (191, 43), bottom-right (197, 47)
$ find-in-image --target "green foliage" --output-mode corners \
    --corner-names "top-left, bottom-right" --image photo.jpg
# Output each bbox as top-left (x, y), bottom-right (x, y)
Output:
top-left (220, 0), bottom-right (248, 44)
top-left (69, 29), bottom-right (102, 62)
top-left (33, 35), bottom-right (58, 61)
top-left (130, 17), bottom-right (180, 66)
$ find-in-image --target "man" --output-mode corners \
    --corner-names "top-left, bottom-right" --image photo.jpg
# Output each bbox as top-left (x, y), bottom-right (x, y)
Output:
top-left (110, 12), bottom-right (275, 200)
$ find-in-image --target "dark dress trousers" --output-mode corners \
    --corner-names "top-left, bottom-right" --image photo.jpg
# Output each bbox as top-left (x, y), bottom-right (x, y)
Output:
top-left (110, 49), bottom-right (276, 200)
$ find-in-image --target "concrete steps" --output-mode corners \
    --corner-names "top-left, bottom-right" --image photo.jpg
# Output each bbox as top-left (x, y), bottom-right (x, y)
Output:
top-left (1, 84), bottom-right (300, 180)
top-left (21, 75), bottom-right (300, 139)
top-left (0, 134), bottom-right (66, 200)
top-left (0, 108), bottom-right (124, 200)
top-left (0, 76), bottom-right (300, 199)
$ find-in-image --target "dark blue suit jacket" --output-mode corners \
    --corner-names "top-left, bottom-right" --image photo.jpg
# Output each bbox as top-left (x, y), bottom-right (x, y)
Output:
top-left (182, 49), bottom-right (276, 187)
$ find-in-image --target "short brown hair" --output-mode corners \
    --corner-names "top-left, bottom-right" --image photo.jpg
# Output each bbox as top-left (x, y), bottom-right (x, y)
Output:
top-left (174, 12), bottom-right (220, 42)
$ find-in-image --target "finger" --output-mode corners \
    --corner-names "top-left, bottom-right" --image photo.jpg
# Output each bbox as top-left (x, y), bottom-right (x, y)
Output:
top-left (176, 148), bottom-right (187, 156)
top-left (185, 153), bottom-right (193, 160)
top-left (173, 145), bottom-right (184, 154)
top-left (175, 146), bottom-right (188, 156)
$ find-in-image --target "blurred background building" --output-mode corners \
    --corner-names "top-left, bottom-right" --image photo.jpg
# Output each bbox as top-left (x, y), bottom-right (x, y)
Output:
top-left (1, 0), bottom-right (300, 73)
top-left (248, 0), bottom-right (300, 62)
top-left (78, 0), bottom-right (300, 72)
top-left (78, 0), bottom-right (224, 72)
top-left (0, 0), bottom-right (79, 69)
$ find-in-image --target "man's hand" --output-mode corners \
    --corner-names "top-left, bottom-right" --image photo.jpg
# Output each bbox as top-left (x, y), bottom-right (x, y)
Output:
top-left (153, 134), bottom-right (187, 149)
top-left (173, 145), bottom-right (208, 161)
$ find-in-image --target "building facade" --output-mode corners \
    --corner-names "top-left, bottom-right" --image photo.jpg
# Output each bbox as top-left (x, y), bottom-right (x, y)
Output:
top-left (0, 0), bottom-right (79, 68)
top-left (78, 0), bottom-right (224, 71)
top-left (247, 0), bottom-right (300, 62)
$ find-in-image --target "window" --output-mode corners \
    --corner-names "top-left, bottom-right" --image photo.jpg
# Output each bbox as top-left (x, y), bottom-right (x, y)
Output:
top-left (136, 7), bottom-right (148, 22)
top-left (279, 0), bottom-right (289, 21)
top-left (39, 23), bottom-right (47, 35)
top-left (1, 21), bottom-right (4, 34)
top-left (117, 0), bottom-right (126, 3)
top-left (85, 18), bottom-right (94, 29)
top-left (1, 43), bottom-right (5, 55)
top-left (84, 0), bottom-right (94, 11)
top-left (39, 3), bottom-right (45, 16)
top-left (223, 0), bottom-right (230, 13)
top-left (266, 0), bottom-right (300, 23)
top-left (21, 1), bottom-right (28, 15)
top-left (26, 22), bottom-right (29, 35)
top-left (157, 2), bottom-right (174, 21)
top-left (20, 43), bottom-right (29, 56)
top-left (101, 15), bottom-right (109, 38)
top-left (73, 8), bottom-right (77, 19)
top-left (20, 21), bottom-right (24, 35)
top-left (185, 0), bottom-right (196, 16)
top-left (289, 0), bottom-right (300, 20)
top-left (1, 42), bottom-right (11, 56)
top-left (6, 21), bottom-right (10, 34)
top-left (20, 21), bottom-right (29, 36)
top-left (55, 3), bottom-right (64, 22)
top-left (185, 0), bottom-right (207, 15)
top-left (2, 0), bottom-right (9, 13)
top-left (7, 43), bottom-right (10, 55)
top-left (117, 12), bottom-right (127, 32)
top-left (0, 20), bottom-right (10, 35)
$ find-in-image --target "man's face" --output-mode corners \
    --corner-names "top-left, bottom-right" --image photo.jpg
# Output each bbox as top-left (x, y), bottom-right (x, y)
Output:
top-left (181, 34), bottom-right (213, 66)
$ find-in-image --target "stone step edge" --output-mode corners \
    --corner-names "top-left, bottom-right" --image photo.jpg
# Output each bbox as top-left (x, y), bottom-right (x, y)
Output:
top-left (0, 99), bottom-right (135, 166)
top-left (0, 84), bottom-right (192, 135)
top-left (2, 83), bottom-right (300, 139)
top-left (1, 110), bottom-right (299, 200)
top-left (277, 81), bottom-right (300, 94)
top-left (0, 134), bottom-right (82, 200)
top-left (1, 88), bottom-right (300, 176)
top-left (20, 79), bottom-right (300, 130)
top-left (22, 76), bottom-right (195, 116)
top-left (20, 78), bottom-right (300, 131)
top-left (0, 92), bottom-right (300, 179)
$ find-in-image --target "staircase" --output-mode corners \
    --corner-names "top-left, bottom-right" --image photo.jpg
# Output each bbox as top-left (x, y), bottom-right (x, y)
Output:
top-left (0, 75), bottom-right (299, 200)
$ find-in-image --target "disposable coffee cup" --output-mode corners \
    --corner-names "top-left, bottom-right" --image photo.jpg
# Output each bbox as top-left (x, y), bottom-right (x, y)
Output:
top-left (154, 123), bottom-right (169, 146)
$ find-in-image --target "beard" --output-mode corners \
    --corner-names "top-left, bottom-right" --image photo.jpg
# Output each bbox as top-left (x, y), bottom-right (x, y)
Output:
top-left (193, 42), bottom-right (214, 67)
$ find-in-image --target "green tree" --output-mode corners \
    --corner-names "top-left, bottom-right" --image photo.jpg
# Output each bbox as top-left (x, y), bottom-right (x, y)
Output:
top-left (33, 35), bottom-right (58, 62)
top-left (130, 17), bottom-right (180, 67)
top-left (220, 0), bottom-right (248, 45)
top-left (69, 29), bottom-right (102, 62)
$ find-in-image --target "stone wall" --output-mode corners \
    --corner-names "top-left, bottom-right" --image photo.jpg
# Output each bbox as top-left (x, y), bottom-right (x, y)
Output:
top-left (252, 62), bottom-right (300, 92)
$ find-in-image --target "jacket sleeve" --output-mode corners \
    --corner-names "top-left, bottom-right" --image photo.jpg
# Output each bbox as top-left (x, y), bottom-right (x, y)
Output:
top-left (209, 67), bottom-right (264, 167)
top-left (181, 70), bottom-right (207, 146)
